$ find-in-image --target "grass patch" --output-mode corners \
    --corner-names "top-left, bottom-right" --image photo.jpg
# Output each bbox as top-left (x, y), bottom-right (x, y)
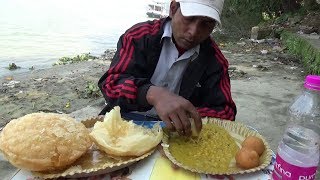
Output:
top-left (53, 53), bottom-right (97, 66)
top-left (281, 31), bottom-right (320, 74)
top-left (84, 81), bottom-right (101, 98)
top-left (74, 81), bottom-right (101, 99)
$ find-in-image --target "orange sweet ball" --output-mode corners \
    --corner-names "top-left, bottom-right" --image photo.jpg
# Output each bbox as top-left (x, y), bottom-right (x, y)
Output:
top-left (235, 147), bottom-right (260, 169)
top-left (241, 136), bottom-right (265, 155)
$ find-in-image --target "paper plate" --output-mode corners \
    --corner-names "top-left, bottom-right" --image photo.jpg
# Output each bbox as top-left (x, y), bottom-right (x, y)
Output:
top-left (32, 117), bottom-right (155, 179)
top-left (162, 117), bottom-right (273, 175)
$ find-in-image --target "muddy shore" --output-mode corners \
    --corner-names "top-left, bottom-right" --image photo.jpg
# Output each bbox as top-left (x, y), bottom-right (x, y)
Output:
top-left (0, 59), bottom-right (109, 128)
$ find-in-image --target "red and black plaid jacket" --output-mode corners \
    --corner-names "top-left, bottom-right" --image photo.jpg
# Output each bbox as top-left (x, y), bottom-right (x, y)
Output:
top-left (98, 17), bottom-right (237, 120)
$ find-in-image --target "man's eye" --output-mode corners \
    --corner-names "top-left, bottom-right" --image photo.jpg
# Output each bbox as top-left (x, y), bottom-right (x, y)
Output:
top-left (203, 21), bottom-right (215, 27)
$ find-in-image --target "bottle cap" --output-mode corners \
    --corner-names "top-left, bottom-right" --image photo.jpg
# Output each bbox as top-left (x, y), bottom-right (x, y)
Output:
top-left (304, 75), bottom-right (320, 91)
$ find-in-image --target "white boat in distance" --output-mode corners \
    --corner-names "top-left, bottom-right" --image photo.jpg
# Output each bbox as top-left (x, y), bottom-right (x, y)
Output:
top-left (146, 0), bottom-right (169, 19)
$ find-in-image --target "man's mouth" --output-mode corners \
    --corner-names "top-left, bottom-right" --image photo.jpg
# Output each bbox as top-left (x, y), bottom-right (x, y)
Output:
top-left (182, 39), bottom-right (193, 47)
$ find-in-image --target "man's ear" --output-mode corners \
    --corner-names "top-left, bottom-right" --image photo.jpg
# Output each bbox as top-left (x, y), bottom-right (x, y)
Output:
top-left (169, 1), bottom-right (179, 18)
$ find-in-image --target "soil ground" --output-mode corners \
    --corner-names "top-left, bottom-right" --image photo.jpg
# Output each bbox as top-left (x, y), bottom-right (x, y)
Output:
top-left (0, 59), bottom-right (109, 128)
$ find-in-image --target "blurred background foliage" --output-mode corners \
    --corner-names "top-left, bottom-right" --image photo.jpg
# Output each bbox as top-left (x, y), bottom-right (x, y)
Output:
top-left (214, 0), bottom-right (320, 41)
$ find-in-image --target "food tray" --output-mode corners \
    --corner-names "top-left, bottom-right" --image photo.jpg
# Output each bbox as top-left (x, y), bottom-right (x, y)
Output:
top-left (162, 117), bottom-right (273, 175)
top-left (33, 116), bottom-right (155, 179)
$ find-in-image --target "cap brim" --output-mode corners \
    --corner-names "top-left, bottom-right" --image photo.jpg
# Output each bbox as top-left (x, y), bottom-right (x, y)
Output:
top-left (179, 2), bottom-right (221, 27)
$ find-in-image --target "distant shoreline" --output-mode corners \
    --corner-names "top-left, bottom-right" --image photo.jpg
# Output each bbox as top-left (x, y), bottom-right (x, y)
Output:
top-left (0, 49), bottom-right (116, 78)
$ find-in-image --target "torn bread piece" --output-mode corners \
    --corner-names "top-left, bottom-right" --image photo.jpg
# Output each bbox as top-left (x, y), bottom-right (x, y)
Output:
top-left (90, 106), bottom-right (163, 156)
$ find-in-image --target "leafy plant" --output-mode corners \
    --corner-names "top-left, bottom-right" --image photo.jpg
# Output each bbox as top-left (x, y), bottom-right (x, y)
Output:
top-left (53, 53), bottom-right (97, 66)
top-left (7, 63), bottom-right (20, 70)
top-left (84, 81), bottom-right (101, 98)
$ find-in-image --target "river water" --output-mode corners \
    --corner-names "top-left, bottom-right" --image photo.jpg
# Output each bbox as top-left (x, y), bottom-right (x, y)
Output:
top-left (0, 0), bottom-right (153, 77)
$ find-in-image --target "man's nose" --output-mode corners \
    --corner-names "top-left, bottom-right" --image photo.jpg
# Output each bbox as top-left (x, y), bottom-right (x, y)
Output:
top-left (187, 21), bottom-right (200, 39)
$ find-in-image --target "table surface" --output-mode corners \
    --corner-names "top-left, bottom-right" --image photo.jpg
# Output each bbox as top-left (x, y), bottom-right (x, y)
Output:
top-left (8, 150), bottom-right (276, 180)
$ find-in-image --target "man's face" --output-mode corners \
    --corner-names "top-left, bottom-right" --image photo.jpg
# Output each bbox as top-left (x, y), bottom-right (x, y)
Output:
top-left (170, 3), bottom-right (216, 50)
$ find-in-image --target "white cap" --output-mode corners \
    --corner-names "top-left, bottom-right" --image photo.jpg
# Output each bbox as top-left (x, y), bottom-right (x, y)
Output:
top-left (176, 0), bottom-right (224, 26)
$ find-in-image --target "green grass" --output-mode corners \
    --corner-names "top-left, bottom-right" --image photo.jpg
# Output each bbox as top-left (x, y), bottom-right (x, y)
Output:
top-left (281, 31), bottom-right (320, 74)
top-left (84, 81), bottom-right (101, 98)
top-left (53, 53), bottom-right (97, 66)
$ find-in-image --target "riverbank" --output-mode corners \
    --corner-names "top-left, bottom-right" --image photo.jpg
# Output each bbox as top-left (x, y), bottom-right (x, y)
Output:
top-left (0, 39), bottom-right (306, 150)
top-left (0, 59), bottom-right (108, 127)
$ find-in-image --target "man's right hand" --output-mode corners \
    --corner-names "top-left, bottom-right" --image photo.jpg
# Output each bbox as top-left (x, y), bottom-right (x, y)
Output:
top-left (146, 86), bottom-right (202, 136)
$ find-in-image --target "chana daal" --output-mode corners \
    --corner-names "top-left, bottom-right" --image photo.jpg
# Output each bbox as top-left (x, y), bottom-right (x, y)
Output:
top-left (169, 123), bottom-right (239, 173)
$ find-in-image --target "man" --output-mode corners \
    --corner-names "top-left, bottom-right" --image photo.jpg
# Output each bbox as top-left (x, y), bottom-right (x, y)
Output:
top-left (98, 0), bottom-right (236, 136)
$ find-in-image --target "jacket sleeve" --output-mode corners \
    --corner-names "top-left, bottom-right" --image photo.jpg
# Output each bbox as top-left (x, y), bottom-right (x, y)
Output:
top-left (98, 21), bottom-right (162, 112)
top-left (194, 42), bottom-right (237, 120)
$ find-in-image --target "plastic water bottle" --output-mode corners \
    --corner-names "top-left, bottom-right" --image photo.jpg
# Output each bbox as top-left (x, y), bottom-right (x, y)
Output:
top-left (272, 75), bottom-right (320, 180)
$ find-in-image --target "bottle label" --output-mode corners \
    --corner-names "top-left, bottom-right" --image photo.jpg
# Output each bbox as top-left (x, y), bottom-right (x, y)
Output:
top-left (272, 153), bottom-right (318, 180)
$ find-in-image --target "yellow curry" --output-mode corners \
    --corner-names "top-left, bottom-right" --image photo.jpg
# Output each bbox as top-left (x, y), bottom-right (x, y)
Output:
top-left (169, 123), bottom-right (239, 173)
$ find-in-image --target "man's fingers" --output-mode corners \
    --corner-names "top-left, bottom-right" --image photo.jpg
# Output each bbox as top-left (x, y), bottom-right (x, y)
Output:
top-left (190, 110), bottom-right (202, 133)
top-left (185, 105), bottom-right (202, 133)
top-left (162, 117), bottom-right (175, 131)
top-left (180, 100), bottom-right (202, 134)
top-left (177, 109), bottom-right (191, 136)
top-left (168, 113), bottom-right (184, 136)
